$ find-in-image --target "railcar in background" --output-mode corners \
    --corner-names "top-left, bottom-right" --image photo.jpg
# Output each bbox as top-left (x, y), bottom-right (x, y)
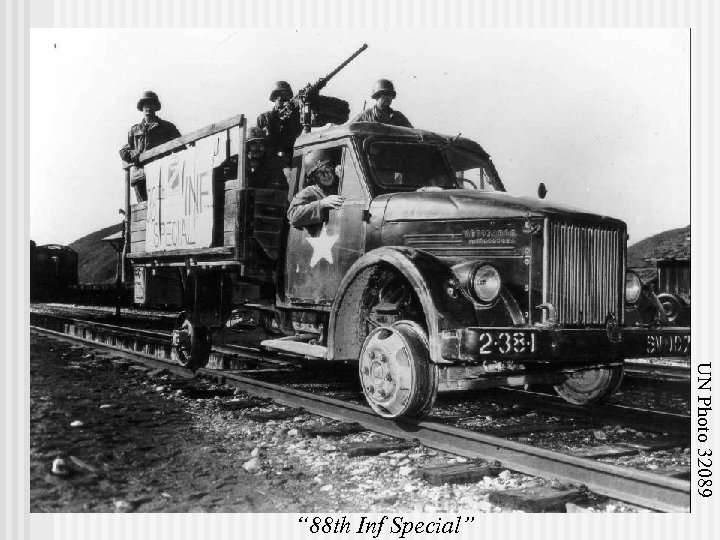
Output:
top-left (30, 241), bottom-right (79, 301)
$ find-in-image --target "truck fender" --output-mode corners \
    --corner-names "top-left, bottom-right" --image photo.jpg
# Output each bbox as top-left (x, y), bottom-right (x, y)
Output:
top-left (326, 246), bottom-right (478, 363)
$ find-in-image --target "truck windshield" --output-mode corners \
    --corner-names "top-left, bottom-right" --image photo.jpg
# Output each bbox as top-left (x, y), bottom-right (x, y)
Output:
top-left (445, 146), bottom-right (505, 192)
top-left (366, 142), bottom-right (455, 191)
top-left (366, 141), bottom-right (504, 193)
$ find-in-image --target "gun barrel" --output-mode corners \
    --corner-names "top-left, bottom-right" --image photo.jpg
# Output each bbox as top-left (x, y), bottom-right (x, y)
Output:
top-left (324, 43), bottom-right (368, 82)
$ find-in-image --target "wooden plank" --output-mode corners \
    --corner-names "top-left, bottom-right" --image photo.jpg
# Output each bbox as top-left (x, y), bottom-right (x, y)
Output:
top-left (298, 422), bottom-right (366, 438)
top-left (487, 487), bottom-right (586, 512)
top-left (130, 220), bottom-right (146, 233)
top-left (618, 437), bottom-right (688, 452)
top-left (419, 462), bottom-right (503, 486)
top-left (260, 338), bottom-right (327, 358)
top-left (224, 179), bottom-right (241, 191)
top-left (223, 231), bottom-right (236, 248)
top-left (343, 440), bottom-right (415, 457)
top-left (128, 114), bottom-right (245, 167)
top-left (130, 240), bottom-right (146, 253)
top-left (129, 246), bottom-right (234, 259)
top-left (252, 188), bottom-right (288, 205)
top-left (223, 213), bottom-right (238, 233)
top-left (567, 445), bottom-right (641, 459)
top-left (131, 208), bottom-right (147, 222)
top-left (253, 208), bottom-right (284, 217)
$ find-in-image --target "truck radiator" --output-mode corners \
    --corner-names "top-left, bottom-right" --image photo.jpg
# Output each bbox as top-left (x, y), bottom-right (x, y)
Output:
top-left (544, 221), bottom-right (623, 325)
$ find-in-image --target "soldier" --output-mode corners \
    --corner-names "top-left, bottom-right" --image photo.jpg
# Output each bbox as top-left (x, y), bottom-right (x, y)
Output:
top-left (351, 79), bottom-right (413, 128)
top-left (119, 90), bottom-right (181, 201)
top-left (245, 127), bottom-right (287, 190)
top-left (287, 149), bottom-right (344, 228)
top-left (257, 81), bottom-right (304, 165)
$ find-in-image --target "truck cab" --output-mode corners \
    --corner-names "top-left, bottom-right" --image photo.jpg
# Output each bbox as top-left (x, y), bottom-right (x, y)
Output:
top-left (125, 115), bottom-right (690, 419)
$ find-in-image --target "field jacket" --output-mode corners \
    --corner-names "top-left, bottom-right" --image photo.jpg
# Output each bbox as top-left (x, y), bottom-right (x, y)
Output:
top-left (119, 116), bottom-right (181, 164)
top-left (287, 185), bottom-right (330, 227)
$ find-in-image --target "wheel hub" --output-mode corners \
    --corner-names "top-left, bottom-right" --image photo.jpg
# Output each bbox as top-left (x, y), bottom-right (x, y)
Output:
top-left (359, 327), bottom-right (415, 416)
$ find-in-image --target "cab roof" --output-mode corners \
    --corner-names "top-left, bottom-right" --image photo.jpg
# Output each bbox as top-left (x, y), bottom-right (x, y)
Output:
top-left (295, 121), bottom-right (493, 160)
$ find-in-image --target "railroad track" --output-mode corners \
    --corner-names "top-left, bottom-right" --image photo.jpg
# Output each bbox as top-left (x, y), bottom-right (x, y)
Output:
top-left (624, 359), bottom-right (690, 381)
top-left (29, 312), bottom-right (690, 512)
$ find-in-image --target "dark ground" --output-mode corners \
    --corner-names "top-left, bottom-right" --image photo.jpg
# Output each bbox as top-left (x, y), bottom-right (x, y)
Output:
top-left (30, 333), bottom-right (341, 512)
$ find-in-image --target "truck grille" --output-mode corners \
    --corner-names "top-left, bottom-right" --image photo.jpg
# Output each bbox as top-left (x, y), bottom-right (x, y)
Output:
top-left (544, 220), bottom-right (623, 325)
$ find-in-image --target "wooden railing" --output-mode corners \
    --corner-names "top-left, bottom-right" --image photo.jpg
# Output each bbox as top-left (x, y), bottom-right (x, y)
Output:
top-left (120, 114), bottom-right (246, 276)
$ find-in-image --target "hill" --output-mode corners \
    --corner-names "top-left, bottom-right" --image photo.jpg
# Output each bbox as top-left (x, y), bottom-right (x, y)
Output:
top-left (68, 222), bottom-right (123, 284)
top-left (627, 225), bottom-right (691, 268)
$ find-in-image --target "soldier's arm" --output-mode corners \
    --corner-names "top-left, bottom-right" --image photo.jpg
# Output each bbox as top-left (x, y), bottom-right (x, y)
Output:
top-left (396, 112), bottom-right (413, 128)
top-left (167, 122), bottom-right (181, 140)
top-left (351, 109), bottom-right (370, 123)
top-left (287, 188), bottom-right (326, 227)
top-left (119, 127), bottom-right (136, 162)
top-left (119, 144), bottom-right (132, 162)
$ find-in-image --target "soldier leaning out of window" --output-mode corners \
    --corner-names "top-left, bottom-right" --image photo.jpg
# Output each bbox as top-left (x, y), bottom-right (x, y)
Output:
top-left (351, 79), bottom-right (413, 128)
top-left (119, 90), bottom-right (181, 202)
top-left (287, 148), bottom-right (344, 228)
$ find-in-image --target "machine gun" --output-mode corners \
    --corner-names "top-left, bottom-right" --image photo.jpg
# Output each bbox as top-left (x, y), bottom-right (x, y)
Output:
top-left (279, 43), bottom-right (368, 132)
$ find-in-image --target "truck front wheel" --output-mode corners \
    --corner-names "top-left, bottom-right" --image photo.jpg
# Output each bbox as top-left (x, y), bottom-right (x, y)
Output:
top-left (358, 321), bottom-right (438, 419)
top-left (553, 365), bottom-right (624, 405)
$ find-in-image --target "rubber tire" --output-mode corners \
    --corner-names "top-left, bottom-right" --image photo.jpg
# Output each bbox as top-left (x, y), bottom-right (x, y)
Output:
top-left (172, 321), bottom-right (211, 370)
top-left (358, 320), bottom-right (438, 419)
top-left (553, 365), bottom-right (624, 405)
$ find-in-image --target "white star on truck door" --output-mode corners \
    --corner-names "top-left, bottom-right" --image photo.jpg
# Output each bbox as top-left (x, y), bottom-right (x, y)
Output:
top-left (306, 224), bottom-right (339, 267)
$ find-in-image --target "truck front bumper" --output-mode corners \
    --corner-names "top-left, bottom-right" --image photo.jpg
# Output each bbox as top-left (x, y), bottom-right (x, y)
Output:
top-left (439, 326), bottom-right (690, 363)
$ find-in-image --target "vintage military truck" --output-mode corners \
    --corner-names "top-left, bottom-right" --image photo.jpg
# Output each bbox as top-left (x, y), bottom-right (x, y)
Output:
top-left (123, 115), bottom-right (690, 419)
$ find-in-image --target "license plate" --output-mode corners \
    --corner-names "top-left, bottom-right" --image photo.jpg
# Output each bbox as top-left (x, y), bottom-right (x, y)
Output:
top-left (476, 330), bottom-right (537, 356)
top-left (645, 334), bottom-right (691, 355)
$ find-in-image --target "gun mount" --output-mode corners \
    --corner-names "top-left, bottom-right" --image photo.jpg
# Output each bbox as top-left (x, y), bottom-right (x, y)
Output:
top-left (280, 43), bottom-right (368, 131)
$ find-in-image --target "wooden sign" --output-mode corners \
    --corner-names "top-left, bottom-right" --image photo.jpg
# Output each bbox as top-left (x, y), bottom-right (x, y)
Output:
top-left (144, 135), bottom-right (222, 252)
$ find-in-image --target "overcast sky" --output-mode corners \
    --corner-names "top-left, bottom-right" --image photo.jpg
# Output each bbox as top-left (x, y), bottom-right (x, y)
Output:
top-left (29, 28), bottom-right (689, 246)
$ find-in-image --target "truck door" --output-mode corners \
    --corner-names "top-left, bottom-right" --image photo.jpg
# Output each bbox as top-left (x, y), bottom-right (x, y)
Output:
top-left (283, 142), bottom-right (369, 308)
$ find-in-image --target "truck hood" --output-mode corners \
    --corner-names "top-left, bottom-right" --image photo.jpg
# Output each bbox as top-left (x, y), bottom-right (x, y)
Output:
top-left (380, 190), bottom-right (624, 225)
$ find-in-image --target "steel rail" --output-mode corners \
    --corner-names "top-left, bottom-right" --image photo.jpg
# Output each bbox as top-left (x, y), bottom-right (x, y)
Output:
top-left (624, 360), bottom-right (690, 380)
top-left (31, 323), bottom-right (689, 512)
top-left (489, 388), bottom-right (690, 437)
top-left (29, 312), bottom-right (290, 365)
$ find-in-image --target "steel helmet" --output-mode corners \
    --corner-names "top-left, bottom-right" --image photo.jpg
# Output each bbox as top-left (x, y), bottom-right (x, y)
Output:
top-left (303, 148), bottom-right (337, 178)
top-left (136, 90), bottom-right (162, 111)
top-left (246, 126), bottom-right (268, 143)
top-left (269, 81), bottom-right (293, 102)
top-left (371, 79), bottom-right (396, 100)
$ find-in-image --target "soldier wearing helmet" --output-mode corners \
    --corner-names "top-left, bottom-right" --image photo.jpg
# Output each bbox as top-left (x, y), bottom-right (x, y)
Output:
top-left (351, 79), bottom-right (413, 128)
top-left (257, 81), bottom-right (304, 166)
top-left (119, 90), bottom-right (181, 201)
top-left (245, 126), bottom-right (287, 190)
top-left (287, 148), bottom-right (344, 228)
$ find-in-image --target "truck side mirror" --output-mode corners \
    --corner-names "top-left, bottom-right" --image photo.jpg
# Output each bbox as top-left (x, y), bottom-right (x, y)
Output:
top-left (538, 182), bottom-right (548, 199)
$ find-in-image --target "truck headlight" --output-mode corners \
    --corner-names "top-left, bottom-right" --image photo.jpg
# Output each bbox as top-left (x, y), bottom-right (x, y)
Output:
top-left (625, 271), bottom-right (642, 305)
top-left (471, 264), bottom-right (501, 303)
